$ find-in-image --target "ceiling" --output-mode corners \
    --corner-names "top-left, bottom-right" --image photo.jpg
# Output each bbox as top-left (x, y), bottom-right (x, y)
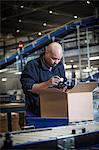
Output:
top-left (1, 0), bottom-right (99, 39)
top-left (0, 0), bottom-right (99, 76)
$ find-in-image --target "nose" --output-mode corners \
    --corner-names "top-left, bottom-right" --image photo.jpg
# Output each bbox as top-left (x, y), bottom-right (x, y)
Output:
top-left (55, 59), bottom-right (60, 64)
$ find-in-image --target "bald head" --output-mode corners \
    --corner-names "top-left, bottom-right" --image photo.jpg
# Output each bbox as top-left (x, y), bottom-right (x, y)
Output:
top-left (44, 42), bottom-right (63, 67)
top-left (47, 42), bottom-right (63, 56)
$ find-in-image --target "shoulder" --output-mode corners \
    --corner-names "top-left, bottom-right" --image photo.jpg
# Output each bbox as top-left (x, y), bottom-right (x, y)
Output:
top-left (26, 57), bottom-right (40, 67)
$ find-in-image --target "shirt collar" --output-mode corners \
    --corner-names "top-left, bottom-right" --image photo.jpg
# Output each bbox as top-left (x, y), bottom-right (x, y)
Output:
top-left (40, 53), bottom-right (50, 70)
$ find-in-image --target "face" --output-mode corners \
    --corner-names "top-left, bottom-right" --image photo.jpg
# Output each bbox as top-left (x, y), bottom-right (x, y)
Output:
top-left (45, 50), bottom-right (62, 67)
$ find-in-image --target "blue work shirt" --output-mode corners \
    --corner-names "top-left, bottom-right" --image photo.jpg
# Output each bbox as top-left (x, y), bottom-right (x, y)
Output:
top-left (20, 53), bottom-right (67, 116)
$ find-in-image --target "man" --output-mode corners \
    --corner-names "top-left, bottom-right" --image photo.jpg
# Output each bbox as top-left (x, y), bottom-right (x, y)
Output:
top-left (20, 42), bottom-right (67, 117)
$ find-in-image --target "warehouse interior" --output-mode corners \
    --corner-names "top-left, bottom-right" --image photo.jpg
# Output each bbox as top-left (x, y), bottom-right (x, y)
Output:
top-left (0, 1), bottom-right (99, 149)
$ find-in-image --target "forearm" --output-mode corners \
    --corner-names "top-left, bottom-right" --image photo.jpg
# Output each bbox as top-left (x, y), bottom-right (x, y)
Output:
top-left (32, 81), bottom-right (51, 93)
top-left (32, 75), bottom-right (61, 93)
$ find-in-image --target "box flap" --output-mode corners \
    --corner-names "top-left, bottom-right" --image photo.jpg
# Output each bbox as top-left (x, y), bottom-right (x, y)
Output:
top-left (37, 88), bottom-right (63, 94)
top-left (35, 82), bottom-right (99, 94)
top-left (68, 82), bottom-right (99, 93)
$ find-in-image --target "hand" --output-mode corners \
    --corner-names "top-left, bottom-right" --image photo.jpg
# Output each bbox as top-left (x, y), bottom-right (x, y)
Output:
top-left (47, 75), bottom-right (61, 87)
top-left (61, 86), bottom-right (67, 92)
top-left (57, 84), bottom-right (67, 92)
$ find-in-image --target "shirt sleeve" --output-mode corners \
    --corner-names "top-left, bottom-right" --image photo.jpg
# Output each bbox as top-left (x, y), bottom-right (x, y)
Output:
top-left (20, 60), bottom-right (39, 92)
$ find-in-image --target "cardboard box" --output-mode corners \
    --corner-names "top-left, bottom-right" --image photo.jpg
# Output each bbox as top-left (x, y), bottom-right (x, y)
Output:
top-left (0, 113), bottom-right (20, 132)
top-left (39, 82), bottom-right (99, 122)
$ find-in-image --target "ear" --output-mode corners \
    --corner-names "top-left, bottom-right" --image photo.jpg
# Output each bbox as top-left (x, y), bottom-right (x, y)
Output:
top-left (45, 49), bottom-right (49, 54)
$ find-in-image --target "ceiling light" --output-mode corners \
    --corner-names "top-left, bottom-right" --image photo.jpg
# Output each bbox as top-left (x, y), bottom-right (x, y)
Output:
top-left (16, 29), bottom-right (20, 33)
top-left (70, 60), bottom-right (74, 63)
top-left (20, 5), bottom-right (24, 8)
top-left (74, 15), bottom-right (78, 19)
top-left (87, 1), bottom-right (90, 4)
top-left (43, 22), bottom-right (47, 27)
top-left (89, 56), bottom-right (99, 60)
top-left (19, 19), bottom-right (22, 22)
top-left (1, 77), bottom-right (7, 82)
top-left (49, 10), bottom-right (53, 14)
top-left (38, 32), bottom-right (42, 36)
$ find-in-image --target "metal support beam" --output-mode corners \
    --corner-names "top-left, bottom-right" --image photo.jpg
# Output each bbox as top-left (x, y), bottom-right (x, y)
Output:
top-left (86, 28), bottom-right (90, 69)
top-left (77, 25), bottom-right (82, 80)
top-left (0, 17), bottom-right (99, 69)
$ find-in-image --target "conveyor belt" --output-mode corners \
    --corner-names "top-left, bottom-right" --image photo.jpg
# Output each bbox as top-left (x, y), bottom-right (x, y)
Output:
top-left (0, 121), bottom-right (99, 149)
top-left (0, 17), bottom-right (99, 69)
